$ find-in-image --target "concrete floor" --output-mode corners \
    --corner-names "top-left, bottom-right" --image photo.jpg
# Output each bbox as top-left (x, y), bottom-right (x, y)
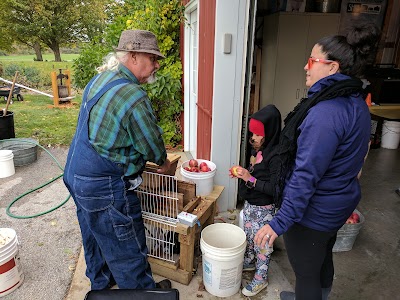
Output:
top-left (66, 147), bottom-right (400, 300)
top-left (2, 146), bottom-right (398, 299)
top-left (272, 147), bottom-right (400, 300)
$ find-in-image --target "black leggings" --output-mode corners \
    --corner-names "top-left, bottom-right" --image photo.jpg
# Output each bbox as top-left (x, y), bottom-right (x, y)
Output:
top-left (283, 223), bottom-right (337, 300)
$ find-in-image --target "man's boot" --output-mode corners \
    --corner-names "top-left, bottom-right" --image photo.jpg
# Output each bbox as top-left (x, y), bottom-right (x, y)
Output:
top-left (156, 279), bottom-right (172, 289)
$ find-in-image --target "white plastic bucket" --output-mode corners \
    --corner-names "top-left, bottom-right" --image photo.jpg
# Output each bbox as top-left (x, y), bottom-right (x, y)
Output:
top-left (239, 209), bottom-right (244, 230)
top-left (0, 150), bottom-right (15, 178)
top-left (381, 120), bottom-right (400, 149)
top-left (180, 159), bottom-right (216, 196)
top-left (0, 228), bottom-right (24, 297)
top-left (200, 223), bottom-right (246, 297)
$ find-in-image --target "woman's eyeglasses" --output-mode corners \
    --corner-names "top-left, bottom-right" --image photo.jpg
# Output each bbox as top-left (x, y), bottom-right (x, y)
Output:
top-left (308, 57), bottom-right (335, 69)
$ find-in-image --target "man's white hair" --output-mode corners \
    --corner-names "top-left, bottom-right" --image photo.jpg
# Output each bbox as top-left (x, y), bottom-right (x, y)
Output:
top-left (96, 51), bottom-right (130, 73)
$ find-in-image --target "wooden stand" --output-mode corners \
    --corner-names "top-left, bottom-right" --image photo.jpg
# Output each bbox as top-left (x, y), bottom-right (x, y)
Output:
top-left (148, 185), bottom-right (224, 285)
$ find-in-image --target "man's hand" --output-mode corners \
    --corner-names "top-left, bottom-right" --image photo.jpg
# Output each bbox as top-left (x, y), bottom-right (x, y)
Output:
top-left (157, 158), bottom-right (171, 174)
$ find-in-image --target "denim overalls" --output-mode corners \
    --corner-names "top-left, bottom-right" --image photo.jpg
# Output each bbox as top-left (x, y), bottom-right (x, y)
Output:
top-left (63, 76), bottom-right (155, 290)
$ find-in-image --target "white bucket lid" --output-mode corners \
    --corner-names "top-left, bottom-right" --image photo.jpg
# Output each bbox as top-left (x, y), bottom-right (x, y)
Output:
top-left (0, 228), bottom-right (17, 250)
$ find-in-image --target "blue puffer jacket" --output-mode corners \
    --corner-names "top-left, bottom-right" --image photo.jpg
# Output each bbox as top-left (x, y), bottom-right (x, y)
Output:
top-left (269, 73), bottom-right (371, 235)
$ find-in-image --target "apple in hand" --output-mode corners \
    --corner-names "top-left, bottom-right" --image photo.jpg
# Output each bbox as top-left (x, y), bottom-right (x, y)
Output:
top-left (189, 159), bottom-right (198, 168)
top-left (230, 166), bottom-right (240, 177)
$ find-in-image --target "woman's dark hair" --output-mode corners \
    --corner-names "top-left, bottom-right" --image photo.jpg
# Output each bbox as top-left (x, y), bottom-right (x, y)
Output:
top-left (317, 22), bottom-right (380, 78)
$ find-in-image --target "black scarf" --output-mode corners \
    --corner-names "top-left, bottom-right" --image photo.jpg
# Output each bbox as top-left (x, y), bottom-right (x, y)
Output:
top-left (274, 78), bottom-right (364, 207)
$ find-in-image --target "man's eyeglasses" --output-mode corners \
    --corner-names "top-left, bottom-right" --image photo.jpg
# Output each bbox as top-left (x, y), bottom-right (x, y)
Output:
top-left (308, 57), bottom-right (335, 69)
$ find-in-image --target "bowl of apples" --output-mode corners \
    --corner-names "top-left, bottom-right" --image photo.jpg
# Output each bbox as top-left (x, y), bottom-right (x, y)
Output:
top-left (180, 159), bottom-right (217, 196)
top-left (333, 209), bottom-right (365, 252)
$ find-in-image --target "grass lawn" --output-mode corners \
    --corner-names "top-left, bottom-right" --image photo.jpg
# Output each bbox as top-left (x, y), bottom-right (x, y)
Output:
top-left (2, 93), bottom-right (82, 146)
top-left (0, 53), bottom-right (79, 62)
top-left (0, 54), bottom-right (79, 87)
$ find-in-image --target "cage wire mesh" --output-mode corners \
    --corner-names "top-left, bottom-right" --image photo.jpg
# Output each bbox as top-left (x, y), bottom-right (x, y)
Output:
top-left (137, 171), bottom-right (179, 263)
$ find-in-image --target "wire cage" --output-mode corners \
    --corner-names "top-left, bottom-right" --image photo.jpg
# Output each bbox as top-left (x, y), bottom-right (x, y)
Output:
top-left (137, 171), bottom-right (180, 263)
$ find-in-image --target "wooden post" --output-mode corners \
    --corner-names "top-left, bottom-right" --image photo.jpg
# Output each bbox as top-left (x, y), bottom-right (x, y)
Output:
top-left (51, 71), bottom-right (59, 107)
top-left (65, 70), bottom-right (71, 97)
top-left (179, 225), bottom-right (196, 279)
top-left (4, 71), bottom-right (19, 115)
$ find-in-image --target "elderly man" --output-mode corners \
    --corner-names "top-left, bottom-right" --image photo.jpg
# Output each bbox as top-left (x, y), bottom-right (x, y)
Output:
top-left (63, 30), bottom-right (171, 290)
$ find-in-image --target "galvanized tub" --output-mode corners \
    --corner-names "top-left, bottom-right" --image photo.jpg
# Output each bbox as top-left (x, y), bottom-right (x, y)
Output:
top-left (333, 209), bottom-right (364, 252)
top-left (0, 138), bottom-right (38, 166)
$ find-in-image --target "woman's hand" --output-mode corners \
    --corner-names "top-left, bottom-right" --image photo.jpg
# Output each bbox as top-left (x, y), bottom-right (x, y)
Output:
top-left (255, 224), bottom-right (278, 248)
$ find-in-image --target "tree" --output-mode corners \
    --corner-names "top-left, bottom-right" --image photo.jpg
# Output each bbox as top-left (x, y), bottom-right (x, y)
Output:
top-left (0, 0), bottom-right (109, 61)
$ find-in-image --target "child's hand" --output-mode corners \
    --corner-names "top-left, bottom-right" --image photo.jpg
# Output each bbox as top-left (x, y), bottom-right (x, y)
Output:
top-left (229, 166), bottom-right (251, 182)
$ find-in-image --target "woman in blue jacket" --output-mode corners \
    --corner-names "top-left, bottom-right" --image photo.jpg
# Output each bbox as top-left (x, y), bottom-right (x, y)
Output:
top-left (254, 22), bottom-right (380, 300)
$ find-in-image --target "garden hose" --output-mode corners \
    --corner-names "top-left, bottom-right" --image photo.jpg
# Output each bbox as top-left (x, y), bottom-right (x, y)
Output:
top-left (3, 138), bottom-right (71, 219)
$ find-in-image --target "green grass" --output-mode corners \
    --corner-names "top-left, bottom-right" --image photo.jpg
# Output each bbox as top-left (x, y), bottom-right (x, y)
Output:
top-left (0, 53), bottom-right (79, 62)
top-left (3, 94), bottom-right (82, 146)
top-left (0, 54), bottom-right (79, 87)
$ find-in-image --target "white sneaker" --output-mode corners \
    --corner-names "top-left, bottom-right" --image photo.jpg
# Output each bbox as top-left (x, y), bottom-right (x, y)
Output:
top-left (242, 278), bottom-right (268, 297)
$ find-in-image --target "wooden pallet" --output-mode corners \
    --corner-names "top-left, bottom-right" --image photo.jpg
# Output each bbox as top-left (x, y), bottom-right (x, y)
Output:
top-left (148, 185), bottom-right (224, 285)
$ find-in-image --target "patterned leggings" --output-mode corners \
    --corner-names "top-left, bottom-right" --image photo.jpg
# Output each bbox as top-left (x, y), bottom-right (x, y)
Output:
top-left (243, 201), bottom-right (276, 282)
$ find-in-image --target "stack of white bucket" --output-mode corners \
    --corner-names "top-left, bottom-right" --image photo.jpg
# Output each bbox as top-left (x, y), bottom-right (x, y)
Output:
top-left (381, 120), bottom-right (400, 149)
top-left (0, 228), bottom-right (24, 297)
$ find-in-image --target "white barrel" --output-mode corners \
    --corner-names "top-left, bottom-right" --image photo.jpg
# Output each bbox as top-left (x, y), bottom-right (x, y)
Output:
top-left (180, 159), bottom-right (216, 196)
top-left (0, 228), bottom-right (24, 297)
top-left (0, 150), bottom-right (15, 178)
top-left (381, 120), bottom-right (400, 149)
top-left (200, 223), bottom-right (246, 297)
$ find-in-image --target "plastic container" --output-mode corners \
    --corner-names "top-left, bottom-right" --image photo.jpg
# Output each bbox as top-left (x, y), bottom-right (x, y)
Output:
top-left (381, 120), bottom-right (400, 149)
top-left (200, 223), bottom-right (246, 297)
top-left (239, 209), bottom-right (244, 230)
top-left (0, 150), bottom-right (15, 178)
top-left (180, 159), bottom-right (216, 196)
top-left (0, 228), bottom-right (24, 297)
top-left (0, 111), bottom-right (15, 140)
top-left (333, 209), bottom-right (365, 252)
top-left (0, 138), bottom-right (38, 166)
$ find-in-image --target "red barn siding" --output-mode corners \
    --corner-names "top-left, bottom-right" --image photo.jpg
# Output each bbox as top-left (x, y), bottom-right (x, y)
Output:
top-left (197, 0), bottom-right (215, 160)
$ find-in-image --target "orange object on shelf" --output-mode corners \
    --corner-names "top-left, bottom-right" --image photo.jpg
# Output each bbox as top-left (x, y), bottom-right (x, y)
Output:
top-left (365, 93), bottom-right (372, 107)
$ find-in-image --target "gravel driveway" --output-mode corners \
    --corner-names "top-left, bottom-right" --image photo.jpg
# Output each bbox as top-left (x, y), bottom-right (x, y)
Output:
top-left (0, 145), bottom-right (81, 300)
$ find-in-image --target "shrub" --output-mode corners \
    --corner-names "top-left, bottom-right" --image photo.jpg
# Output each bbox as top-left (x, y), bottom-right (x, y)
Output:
top-left (73, 0), bottom-right (185, 146)
top-left (73, 42), bottom-right (112, 89)
top-left (4, 64), bottom-right (41, 88)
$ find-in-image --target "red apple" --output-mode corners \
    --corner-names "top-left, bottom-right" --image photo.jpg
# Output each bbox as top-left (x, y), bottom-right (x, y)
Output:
top-left (189, 159), bottom-right (198, 168)
top-left (348, 219), bottom-right (357, 224)
top-left (199, 162), bottom-right (208, 169)
top-left (200, 165), bottom-right (209, 172)
top-left (230, 166), bottom-right (240, 177)
top-left (191, 166), bottom-right (199, 172)
top-left (184, 166), bottom-right (191, 172)
top-left (351, 213), bottom-right (360, 223)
